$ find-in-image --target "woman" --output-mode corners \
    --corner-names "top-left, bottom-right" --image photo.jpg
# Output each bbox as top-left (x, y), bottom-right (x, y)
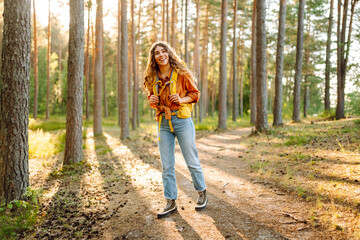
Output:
top-left (143, 42), bottom-right (207, 218)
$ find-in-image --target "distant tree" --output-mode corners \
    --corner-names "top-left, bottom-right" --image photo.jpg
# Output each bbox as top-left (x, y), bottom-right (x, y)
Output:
top-left (336, 0), bottom-right (358, 119)
top-left (255, 0), bottom-right (267, 132)
top-left (46, 0), bottom-right (51, 119)
top-left (201, 3), bottom-right (209, 118)
top-left (324, 0), bottom-right (333, 112)
top-left (131, 0), bottom-right (138, 130)
top-left (166, 0), bottom-right (170, 43)
top-left (118, 0), bottom-right (121, 126)
top-left (184, 0), bottom-right (189, 65)
top-left (250, 0), bottom-right (256, 124)
top-left (0, 0), bottom-right (31, 203)
top-left (152, 0), bottom-right (157, 43)
top-left (162, 0), bottom-right (165, 41)
top-left (85, 0), bottom-right (92, 120)
top-left (218, 0), bottom-right (228, 130)
top-left (273, 0), bottom-right (286, 126)
top-left (33, 0), bottom-right (38, 119)
top-left (292, 0), bottom-right (306, 122)
top-left (64, 0), bottom-right (84, 164)
top-left (120, 0), bottom-right (129, 139)
top-left (102, 17), bottom-right (108, 118)
top-left (171, 0), bottom-right (176, 47)
top-left (232, 0), bottom-right (238, 122)
top-left (194, 0), bottom-right (201, 121)
top-left (93, 0), bottom-right (103, 135)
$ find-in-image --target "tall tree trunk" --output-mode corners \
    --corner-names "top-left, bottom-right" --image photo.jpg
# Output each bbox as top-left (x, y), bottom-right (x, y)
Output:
top-left (166, 0), bottom-right (170, 43)
top-left (218, 0), bottom-right (228, 130)
top-left (171, 0), bottom-right (176, 47)
top-left (324, 0), bottom-right (333, 112)
top-left (194, 0), bottom-right (201, 122)
top-left (102, 20), bottom-right (108, 118)
top-left (255, 0), bottom-right (267, 132)
top-left (232, 0), bottom-right (238, 122)
top-left (153, 0), bottom-right (157, 43)
top-left (64, 0), bottom-right (84, 164)
top-left (201, 3), bottom-right (209, 118)
top-left (250, 0), bottom-right (257, 124)
top-left (117, 0), bottom-right (121, 126)
top-left (46, 0), bottom-right (51, 119)
top-left (292, 0), bottom-right (305, 122)
top-left (137, 0), bottom-right (142, 127)
top-left (162, 0), bottom-right (165, 41)
top-left (0, 0), bottom-right (31, 203)
top-left (211, 79), bottom-right (216, 117)
top-left (91, 21), bottom-right (95, 96)
top-left (131, 0), bottom-right (137, 130)
top-left (120, 0), bottom-right (129, 139)
top-left (93, 0), bottom-right (103, 135)
top-left (85, 1), bottom-right (91, 120)
top-left (336, 0), bottom-right (358, 119)
top-left (239, 36), bottom-right (244, 117)
top-left (338, 0), bottom-right (348, 119)
top-left (33, 0), bottom-right (38, 119)
top-left (184, 0), bottom-right (189, 65)
top-left (273, 0), bottom-right (286, 126)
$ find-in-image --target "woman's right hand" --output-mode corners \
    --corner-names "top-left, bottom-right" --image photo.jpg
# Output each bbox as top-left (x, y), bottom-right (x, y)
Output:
top-left (149, 95), bottom-right (159, 105)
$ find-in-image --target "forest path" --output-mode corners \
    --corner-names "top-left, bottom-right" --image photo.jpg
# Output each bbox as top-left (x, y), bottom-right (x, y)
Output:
top-left (98, 127), bottom-right (334, 240)
top-left (28, 125), bottom-right (346, 239)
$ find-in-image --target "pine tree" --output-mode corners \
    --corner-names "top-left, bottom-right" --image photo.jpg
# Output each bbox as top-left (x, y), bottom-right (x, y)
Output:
top-left (0, 0), bottom-right (31, 203)
top-left (218, 0), bottom-right (228, 130)
top-left (64, 0), bottom-right (84, 164)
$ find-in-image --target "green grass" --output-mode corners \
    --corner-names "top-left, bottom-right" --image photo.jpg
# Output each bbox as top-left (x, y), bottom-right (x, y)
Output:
top-left (285, 134), bottom-right (314, 146)
top-left (0, 188), bottom-right (41, 239)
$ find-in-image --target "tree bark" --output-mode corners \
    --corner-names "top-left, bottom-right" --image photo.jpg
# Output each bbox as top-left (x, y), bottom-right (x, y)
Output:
top-left (166, 0), bottom-right (170, 43)
top-left (117, 0), bottom-right (121, 126)
top-left (239, 36), bottom-right (244, 117)
top-left (171, 0), bottom-right (176, 47)
top-left (153, 0), bottom-right (157, 43)
top-left (162, 0), bottom-right (165, 41)
top-left (131, 0), bottom-right (137, 130)
top-left (64, 0), bottom-right (84, 165)
top-left (255, 0), bottom-right (267, 132)
top-left (93, 0), bottom-right (103, 135)
top-left (33, 0), bottom-right (38, 119)
top-left (102, 20), bottom-right (108, 118)
top-left (232, 0), bottom-right (238, 122)
top-left (292, 0), bottom-right (305, 122)
top-left (184, 0), bottom-right (189, 65)
top-left (250, 0), bottom-right (256, 124)
top-left (194, 0), bottom-right (201, 122)
top-left (0, 0), bottom-right (31, 203)
top-left (201, 3), bottom-right (209, 118)
top-left (120, 0), bottom-right (129, 139)
top-left (46, 0), bottom-right (51, 119)
top-left (273, 0), bottom-right (286, 126)
top-left (218, 0), bottom-right (228, 130)
top-left (85, 1), bottom-right (91, 120)
top-left (324, 0), bottom-right (333, 112)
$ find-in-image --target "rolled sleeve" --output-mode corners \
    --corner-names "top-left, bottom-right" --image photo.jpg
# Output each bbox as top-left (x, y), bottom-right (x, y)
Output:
top-left (184, 74), bottom-right (200, 103)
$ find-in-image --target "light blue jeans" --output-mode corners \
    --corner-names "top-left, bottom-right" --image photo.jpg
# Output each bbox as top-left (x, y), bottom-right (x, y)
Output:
top-left (158, 115), bottom-right (206, 200)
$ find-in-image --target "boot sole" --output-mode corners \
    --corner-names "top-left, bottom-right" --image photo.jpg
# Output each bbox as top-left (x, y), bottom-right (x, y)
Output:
top-left (195, 199), bottom-right (208, 211)
top-left (157, 208), bottom-right (178, 219)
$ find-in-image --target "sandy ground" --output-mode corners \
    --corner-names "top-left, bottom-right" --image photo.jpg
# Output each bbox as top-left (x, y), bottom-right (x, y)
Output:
top-left (25, 126), bottom-right (349, 240)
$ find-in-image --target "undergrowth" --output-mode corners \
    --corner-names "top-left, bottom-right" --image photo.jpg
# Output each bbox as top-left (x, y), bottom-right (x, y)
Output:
top-left (0, 188), bottom-right (41, 239)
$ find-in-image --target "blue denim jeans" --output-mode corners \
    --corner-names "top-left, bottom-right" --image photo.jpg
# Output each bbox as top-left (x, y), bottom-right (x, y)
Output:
top-left (158, 115), bottom-right (206, 200)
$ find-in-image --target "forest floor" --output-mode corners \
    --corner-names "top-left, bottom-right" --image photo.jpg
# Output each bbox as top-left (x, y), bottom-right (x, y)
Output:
top-left (21, 117), bottom-right (360, 239)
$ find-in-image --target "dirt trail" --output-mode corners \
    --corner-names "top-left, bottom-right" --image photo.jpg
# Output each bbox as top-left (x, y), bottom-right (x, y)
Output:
top-left (28, 126), bottom-right (344, 239)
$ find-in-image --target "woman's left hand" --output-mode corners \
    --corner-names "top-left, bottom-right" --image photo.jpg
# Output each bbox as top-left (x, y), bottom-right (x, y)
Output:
top-left (169, 94), bottom-right (182, 105)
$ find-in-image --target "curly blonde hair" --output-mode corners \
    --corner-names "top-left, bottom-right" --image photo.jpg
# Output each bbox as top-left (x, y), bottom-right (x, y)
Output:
top-left (143, 41), bottom-right (196, 94)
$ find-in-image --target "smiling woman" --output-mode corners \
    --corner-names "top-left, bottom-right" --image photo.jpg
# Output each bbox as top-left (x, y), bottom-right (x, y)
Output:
top-left (142, 41), bottom-right (208, 219)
